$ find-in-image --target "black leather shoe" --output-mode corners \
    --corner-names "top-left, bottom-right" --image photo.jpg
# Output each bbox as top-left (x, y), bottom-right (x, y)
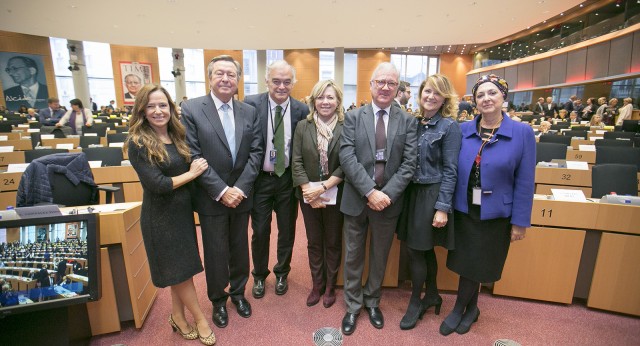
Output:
top-left (252, 279), bottom-right (265, 299)
top-left (366, 307), bottom-right (384, 329)
top-left (341, 312), bottom-right (359, 335)
top-left (232, 298), bottom-right (252, 318)
top-left (455, 307), bottom-right (480, 334)
top-left (211, 306), bottom-right (228, 328)
top-left (275, 276), bottom-right (288, 295)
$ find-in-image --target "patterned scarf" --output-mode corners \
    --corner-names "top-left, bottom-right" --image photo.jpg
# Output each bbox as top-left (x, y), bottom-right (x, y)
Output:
top-left (314, 112), bottom-right (337, 177)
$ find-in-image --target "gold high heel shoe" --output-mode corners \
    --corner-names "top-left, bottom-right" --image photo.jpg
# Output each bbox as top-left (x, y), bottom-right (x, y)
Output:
top-left (195, 324), bottom-right (216, 345)
top-left (169, 314), bottom-right (198, 340)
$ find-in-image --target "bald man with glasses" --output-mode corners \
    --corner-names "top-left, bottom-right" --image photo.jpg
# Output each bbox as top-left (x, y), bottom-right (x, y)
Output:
top-left (3, 56), bottom-right (49, 111)
top-left (338, 62), bottom-right (417, 335)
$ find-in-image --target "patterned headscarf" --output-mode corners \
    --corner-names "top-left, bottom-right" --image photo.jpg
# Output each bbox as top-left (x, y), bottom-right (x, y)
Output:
top-left (472, 74), bottom-right (509, 102)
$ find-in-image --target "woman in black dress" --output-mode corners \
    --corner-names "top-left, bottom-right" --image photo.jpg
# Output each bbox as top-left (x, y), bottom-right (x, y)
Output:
top-left (397, 74), bottom-right (461, 330)
top-left (125, 84), bottom-right (215, 345)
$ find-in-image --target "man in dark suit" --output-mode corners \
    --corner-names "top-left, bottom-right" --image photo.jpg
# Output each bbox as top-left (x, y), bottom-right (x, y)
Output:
top-left (533, 97), bottom-right (545, 115)
top-left (563, 95), bottom-right (577, 112)
top-left (38, 97), bottom-right (65, 125)
top-left (544, 96), bottom-right (558, 118)
top-left (3, 56), bottom-right (49, 111)
top-left (339, 62), bottom-right (417, 335)
top-left (458, 95), bottom-right (474, 115)
top-left (244, 60), bottom-right (307, 299)
top-left (181, 55), bottom-right (262, 329)
top-left (393, 81), bottom-right (411, 109)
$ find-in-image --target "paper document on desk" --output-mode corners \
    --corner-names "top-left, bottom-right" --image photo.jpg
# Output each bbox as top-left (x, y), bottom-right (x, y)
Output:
top-left (551, 189), bottom-right (587, 202)
top-left (304, 182), bottom-right (338, 205)
top-left (566, 161), bottom-right (589, 170)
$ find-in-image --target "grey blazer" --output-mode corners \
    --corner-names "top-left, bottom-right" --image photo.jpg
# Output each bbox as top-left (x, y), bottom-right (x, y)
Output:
top-left (181, 94), bottom-right (263, 215)
top-left (339, 104), bottom-right (417, 217)
top-left (243, 92), bottom-right (308, 166)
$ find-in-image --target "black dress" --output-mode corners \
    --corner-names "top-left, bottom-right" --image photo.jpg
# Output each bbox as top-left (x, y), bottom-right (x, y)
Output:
top-left (446, 127), bottom-right (511, 283)
top-left (128, 142), bottom-right (203, 288)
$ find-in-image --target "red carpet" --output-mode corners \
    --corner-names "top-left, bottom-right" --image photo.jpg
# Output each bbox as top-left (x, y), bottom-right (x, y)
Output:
top-left (91, 213), bottom-right (640, 346)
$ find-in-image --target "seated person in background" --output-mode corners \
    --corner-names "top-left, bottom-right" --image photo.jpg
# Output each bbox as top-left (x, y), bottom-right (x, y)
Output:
top-left (615, 97), bottom-right (633, 126)
top-left (101, 107), bottom-right (113, 116)
top-left (56, 98), bottom-right (93, 135)
top-left (569, 111), bottom-right (579, 123)
top-left (508, 108), bottom-right (521, 122)
top-left (590, 113), bottom-right (605, 129)
top-left (38, 97), bottom-right (66, 125)
top-left (17, 105), bottom-right (28, 114)
top-left (457, 110), bottom-right (471, 122)
top-left (26, 108), bottom-right (38, 120)
top-left (0, 284), bottom-right (18, 307)
top-left (535, 121), bottom-right (551, 136)
top-left (556, 109), bottom-right (568, 122)
top-left (0, 105), bottom-right (7, 114)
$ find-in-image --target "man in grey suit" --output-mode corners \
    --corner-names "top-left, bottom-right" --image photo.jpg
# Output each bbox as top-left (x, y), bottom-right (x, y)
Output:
top-left (339, 62), bottom-right (417, 335)
top-left (181, 55), bottom-right (262, 329)
top-left (244, 60), bottom-right (307, 299)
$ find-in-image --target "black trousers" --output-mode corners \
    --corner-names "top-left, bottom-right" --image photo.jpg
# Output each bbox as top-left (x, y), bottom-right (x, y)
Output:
top-left (250, 171), bottom-right (299, 280)
top-left (299, 202), bottom-right (343, 289)
top-left (200, 212), bottom-right (250, 306)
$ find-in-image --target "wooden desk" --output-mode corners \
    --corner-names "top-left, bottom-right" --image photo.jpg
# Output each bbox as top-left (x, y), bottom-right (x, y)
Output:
top-left (534, 166), bottom-right (640, 197)
top-left (0, 139), bottom-right (32, 151)
top-left (0, 132), bottom-right (23, 140)
top-left (565, 149), bottom-right (596, 164)
top-left (0, 151), bottom-right (25, 166)
top-left (570, 138), bottom-right (594, 150)
top-left (41, 138), bottom-right (80, 149)
top-left (61, 202), bottom-right (156, 335)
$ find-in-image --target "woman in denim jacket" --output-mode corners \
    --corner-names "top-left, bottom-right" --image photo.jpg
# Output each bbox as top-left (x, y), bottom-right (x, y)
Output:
top-left (397, 74), bottom-right (461, 330)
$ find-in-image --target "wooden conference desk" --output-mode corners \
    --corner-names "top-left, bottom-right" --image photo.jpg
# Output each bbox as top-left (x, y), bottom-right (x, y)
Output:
top-left (534, 166), bottom-right (640, 197)
top-left (59, 202), bottom-right (156, 335)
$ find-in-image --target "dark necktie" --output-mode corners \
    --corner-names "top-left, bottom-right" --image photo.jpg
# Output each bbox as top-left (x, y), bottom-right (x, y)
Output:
top-left (374, 109), bottom-right (386, 187)
top-left (274, 105), bottom-right (285, 176)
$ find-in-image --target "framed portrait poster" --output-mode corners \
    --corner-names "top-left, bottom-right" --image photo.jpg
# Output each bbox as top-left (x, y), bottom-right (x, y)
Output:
top-left (120, 61), bottom-right (152, 105)
top-left (0, 52), bottom-right (50, 111)
top-left (66, 223), bottom-right (78, 239)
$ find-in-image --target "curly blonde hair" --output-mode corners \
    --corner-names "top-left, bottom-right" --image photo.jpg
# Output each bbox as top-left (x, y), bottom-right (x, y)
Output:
top-left (124, 84), bottom-right (191, 165)
top-left (417, 74), bottom-right (458, 119)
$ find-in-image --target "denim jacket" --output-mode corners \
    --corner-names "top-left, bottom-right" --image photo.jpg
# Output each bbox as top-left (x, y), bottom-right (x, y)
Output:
top-left (413, 113), bottom-right (462, 212)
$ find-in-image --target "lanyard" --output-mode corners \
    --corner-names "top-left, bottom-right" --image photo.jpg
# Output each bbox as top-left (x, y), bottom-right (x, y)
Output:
top-left (474, 121), bottom-right (501, 187)
top-left (268, 101), bottom-right (290, 138)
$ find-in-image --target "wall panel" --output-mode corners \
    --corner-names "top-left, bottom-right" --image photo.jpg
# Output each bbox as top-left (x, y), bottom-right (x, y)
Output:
top-left (632, 31), bottom-right (640, 73)
top-left (566, 48), bottom-right (587, 83)
top-left (585, 41), bottom-right (611, 80)
top-left (439, 54), bottom-right (473, 97)
top-left (504, 66), bottom-right (518, 91)
top-left (549, 54), bottom-right (567, 85)
top-left (608, 34), bottom-right (632, 76)
top-left (533, 59), bottom-right (551, 87)
top-left (466, 73), bottom-right (479, 95)
top-left (284, 49), bottom-right (319, 101)
top-left (516, 62), bottom-right (533, 90)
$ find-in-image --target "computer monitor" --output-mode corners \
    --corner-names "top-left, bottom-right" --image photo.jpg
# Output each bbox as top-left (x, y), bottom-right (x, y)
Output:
top-left (0, 213), bottom-right (100, 316)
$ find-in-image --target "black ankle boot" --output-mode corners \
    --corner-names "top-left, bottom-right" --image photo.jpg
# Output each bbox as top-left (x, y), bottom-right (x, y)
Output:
top-left (399, 299), bottom-right (425, 330)
top-left (422, 294), bottom-right (443, 315)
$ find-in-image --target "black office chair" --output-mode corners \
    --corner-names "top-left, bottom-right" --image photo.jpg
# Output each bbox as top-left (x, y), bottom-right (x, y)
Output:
top-left (563, 130), bottom-right (588, 139)
top-left (621, 120), bottom-right (640, 133)
top-left (634, 137), bottom-right (640, 148)
top-left (24, 149), bottom-right (69, 163)
top-left (536, 142), bottom-right (568, 163)
top-left (550, 123), bottom-right (570, 131)
top-left (0, 123), bottom-right (13, 133)
top-left (539, 134), bottom-right (572, 146)
top-left (105, 118), bottom-right (122, 126)
top-left (82, 147), bottom-right (123, 166)
top-left (595, 146), bottom-right (640, 171)
top-left (114, 126), bottom-right (129, 134)
top-left (571, 126), bottom-right (590, 131)
top-left (51, 128), bottom-right (66, 138)
top-left (603, 131), bottom-right (635, 140)
top-left (29, 122), bottom-right (43, 129)
top-left (594, 139), bottom-right (634, 148)
top-left (79, 136), bottom-right (101, 148)
top-left (106, 133), bottom-right (127, 145)
top-left (82, 123), bottom-right (108, 137)
top-left (50, 171), bottom-right (98, 207)
top-left (591, 164), bottom-right (638, 198)
top-left (521, 115), bottom-right (533, 123)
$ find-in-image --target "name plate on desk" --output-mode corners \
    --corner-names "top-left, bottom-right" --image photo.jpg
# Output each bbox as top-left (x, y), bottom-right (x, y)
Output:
top-left (551, 189), bottom-right (587, 202)
top-left (15, 205), bottom-right (63, 219)
top-left (56, 143), bottom-right (75, 150)
top-left (566, 161), bottom-right (589, 170)
top-left (84, 133), bottom-right (97, 137)
top-left (578, 145), bottom-right (596, 152)
top-left (6, 163), bottom-right (28, 173)
top-left (41, 134), bottom-right (55, 139)
top-left (0, 146), bottom-right (13, 153)
top-left (0, 136), bottom-right (7, 141)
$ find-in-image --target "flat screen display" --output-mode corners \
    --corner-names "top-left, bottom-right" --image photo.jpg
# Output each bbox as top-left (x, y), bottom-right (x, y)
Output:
top-left (0, 213), bottom-right (100, 316)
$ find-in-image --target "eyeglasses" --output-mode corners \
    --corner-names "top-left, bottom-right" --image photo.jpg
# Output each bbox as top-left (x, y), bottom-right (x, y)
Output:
top-left (4, 66), bottom-right (27, 73)
top-left (213, 70), bottom-right (238, 80)
top-left (372, 80), bottom-right (399, 89)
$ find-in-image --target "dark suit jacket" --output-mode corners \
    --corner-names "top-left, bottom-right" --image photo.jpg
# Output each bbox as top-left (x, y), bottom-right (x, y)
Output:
top-left (243, 92), bottom-right (307, 167)
top-left (291, 117), bottom-right (344, 201)
top-left (38, 107), bottom-right (66, 125)
top-left (4, 83), bottom-right (48, 111)
top-left (339, 104), bottom-right (417, 217)
top-left (533, 102), bottom-right (545, 115)
top-left (181, 94), bottom-right (262, 216)
top-left (543, 102), bottom-right (558, 118)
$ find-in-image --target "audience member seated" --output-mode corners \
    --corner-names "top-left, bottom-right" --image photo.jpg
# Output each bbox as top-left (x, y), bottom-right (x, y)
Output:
top-left (38, 97), bottom-right (66, 126)
top-left (535, 121), bottom-right (552, 136)
top-left (556, 109), bottom-right (568, 122)
top-left (590, 113), bottom-right (605, 129)
top-left (569, 111), bottom-right (580, 123)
